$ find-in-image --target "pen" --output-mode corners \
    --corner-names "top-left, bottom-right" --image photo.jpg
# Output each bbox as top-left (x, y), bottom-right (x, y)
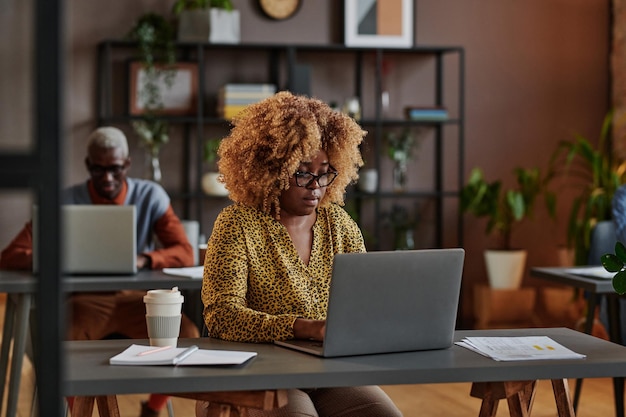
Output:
top-left (172, 345), bottom-right (199, 365)
top-left (137, 345), bottom-right (172, 356)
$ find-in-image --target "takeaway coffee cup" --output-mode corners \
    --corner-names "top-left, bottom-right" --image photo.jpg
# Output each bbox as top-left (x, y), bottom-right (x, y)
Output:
top-left (143, 287), bottom-right (184, 347)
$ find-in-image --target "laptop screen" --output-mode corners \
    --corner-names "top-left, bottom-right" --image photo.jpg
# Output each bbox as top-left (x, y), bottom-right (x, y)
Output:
top-left (33, 205), bottom-right (137, 275)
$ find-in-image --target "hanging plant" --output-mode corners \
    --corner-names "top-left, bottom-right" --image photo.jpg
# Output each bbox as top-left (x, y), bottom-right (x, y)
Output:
top-left (384, 128), bottom-right (422, 192)
top-left (132, 117), bottom-right (170, 156)
top-left (132, 117), bottom-right (170, 183)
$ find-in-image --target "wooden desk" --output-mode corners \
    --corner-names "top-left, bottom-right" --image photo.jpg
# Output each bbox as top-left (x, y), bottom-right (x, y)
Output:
top-left (66, 327), bottom-right (626, 417)
top-left (531, 266), bottom-right (623, 417)
top-left (0, 269), bottom-right (202, 417)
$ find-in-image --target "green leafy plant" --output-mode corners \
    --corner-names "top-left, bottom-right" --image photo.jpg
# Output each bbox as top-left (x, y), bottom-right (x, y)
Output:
top-left (384, 128), bottom-right (420, 163)
top-left (204, 138), bottom-right (221, 165)
top-left (126, 13), bottom-right (176, 113)
top-left (172, 0), bottom-right (234, 14)
top-left (381, 204), bottom-right (418, 251)
top-left (601, 241), bottom-right (626, 294)
top-left (132, 117), bottom-right (170, 156)
top-left (548, 112), bottom-right (626, 265)
top-left (460, 167), bottom-right (556, 250)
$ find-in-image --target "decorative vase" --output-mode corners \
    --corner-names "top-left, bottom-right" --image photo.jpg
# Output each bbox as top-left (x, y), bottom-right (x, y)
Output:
top-left (484, 249), bottom-right (527, 289)
top-left (209, 8), bottom-right (240, 44)
top-left (177, 9), bottom-right (211, 41)
top-left (146, 149), bottom-right (162, 183)
top-left (381, 90), bottom-right (390, 117)
top-left (392, 158), bottom-right (408, 192)
top-left (202, 172), bottom-right (228, 196)
top-left (394, 228), bottom-right (415, 251)
top-left (358, 169), bottom-right (378, 193)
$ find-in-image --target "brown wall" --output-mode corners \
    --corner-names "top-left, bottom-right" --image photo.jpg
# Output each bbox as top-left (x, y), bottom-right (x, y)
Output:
top-left (0, 0), bottom-right (611, 324)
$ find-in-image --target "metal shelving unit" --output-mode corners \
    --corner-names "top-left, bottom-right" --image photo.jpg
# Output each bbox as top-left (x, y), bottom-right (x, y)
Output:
top-left (96, 41), bottom-right (464, 250)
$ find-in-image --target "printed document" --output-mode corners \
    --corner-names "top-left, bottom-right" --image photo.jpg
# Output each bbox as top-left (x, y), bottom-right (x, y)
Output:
top-left (162, 266), bottom-right (204, 279)
top-left (110, 344), bottom-right (257, 366)
top-left (456, 336), bottom-right (586, 361)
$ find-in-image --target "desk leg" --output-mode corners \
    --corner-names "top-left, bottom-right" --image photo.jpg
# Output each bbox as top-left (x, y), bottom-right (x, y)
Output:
top-left (73, 396), bottom-right (96, 417)
top-left (608, 294), bottom-right (625, 417)
top-left (96, 395), bottom-right (121, 417)
top-left (551, 379), bottom-right (575, 417)
top-left (73, 396), bottom-right (120, 417)
top-left (6, 294), bottom-right (32, 417)
top-left (0, 294), bottom-right (17, 414)
top-left (470, 381), bottom-right (535, 417)
top-left (573, 293), bottom-right (600, 412)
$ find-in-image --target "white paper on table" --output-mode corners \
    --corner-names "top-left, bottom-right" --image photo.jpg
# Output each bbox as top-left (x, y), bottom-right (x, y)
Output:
top-left (162, 266), bottom-right (204, 279)
top-left (455, 336), bottom-right (586, 361)
top-left (110, 344), bottom-right (257, 366)
top-left (562, 266), bottom-right (613, 279)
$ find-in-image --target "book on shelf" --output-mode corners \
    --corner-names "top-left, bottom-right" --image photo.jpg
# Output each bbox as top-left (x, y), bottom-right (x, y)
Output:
top-left (404, 106), bottom-right (449, 121)
top-left (220, 83), bottom-right (277, 93)
top-left (217, 83), bottom-right (277, 119)
top-left (109, 344), bottom-right (257, 366)
top-left (217, 104), bottom-right (253, 120)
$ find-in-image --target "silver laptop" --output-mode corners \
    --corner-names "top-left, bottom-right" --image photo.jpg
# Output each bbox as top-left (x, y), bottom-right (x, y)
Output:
top-left (33, 205), bottom-right (137, 275)
top-left (275, 248), bottom-right (465, 357)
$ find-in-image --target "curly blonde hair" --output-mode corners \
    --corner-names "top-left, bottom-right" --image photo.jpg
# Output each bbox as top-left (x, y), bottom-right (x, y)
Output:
top-left (218, 91), bottom-right (366, 216)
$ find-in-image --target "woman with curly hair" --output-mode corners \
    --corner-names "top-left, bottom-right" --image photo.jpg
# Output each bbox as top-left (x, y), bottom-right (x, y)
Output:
top-left (198, 91), bottom-right (402, 417)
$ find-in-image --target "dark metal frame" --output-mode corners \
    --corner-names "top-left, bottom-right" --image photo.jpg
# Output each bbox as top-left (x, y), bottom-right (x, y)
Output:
top-left (96, 41), bottom-right (465, 251)
top-left (0, 0), bottom-right (65, 416)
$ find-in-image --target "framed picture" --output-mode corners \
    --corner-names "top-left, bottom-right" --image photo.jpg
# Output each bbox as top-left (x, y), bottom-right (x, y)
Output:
top-left (129, 62), bottom-right (199, 116)
top-left (344, 0), bottom-right (413, 48)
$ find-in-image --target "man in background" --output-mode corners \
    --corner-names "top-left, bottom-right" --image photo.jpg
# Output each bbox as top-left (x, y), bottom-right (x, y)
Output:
top-left (0, 126), bottom-right (200, 417)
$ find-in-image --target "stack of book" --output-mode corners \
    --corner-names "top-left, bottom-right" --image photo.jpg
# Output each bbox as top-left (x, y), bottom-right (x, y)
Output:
top-left (404, 106), bottom-right (449, 121)
top-left (217, 83), bottom-right (277, 120)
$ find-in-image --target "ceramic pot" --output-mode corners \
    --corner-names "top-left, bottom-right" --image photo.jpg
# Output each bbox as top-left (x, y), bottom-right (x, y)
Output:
top-left (358, 169), bottom-right (378, 193)
top-left (484, 249), bottom-right (527, 289)
top-left (177, 9), bottom-right (240, 44)
top-left (201, 172), bottom-right (228, 196)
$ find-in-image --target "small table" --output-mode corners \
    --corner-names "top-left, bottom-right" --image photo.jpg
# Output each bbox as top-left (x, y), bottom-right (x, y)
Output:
top-left (0, 269), bottom-right (203, 417)
top-left (66, 327), bottom-right (626, 417)
top-left (531, 266), bottom-right (623, 417)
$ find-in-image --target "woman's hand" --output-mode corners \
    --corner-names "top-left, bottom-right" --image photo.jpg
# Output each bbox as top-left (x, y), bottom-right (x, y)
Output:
top-left (293, 318), bottom-right (326, 341)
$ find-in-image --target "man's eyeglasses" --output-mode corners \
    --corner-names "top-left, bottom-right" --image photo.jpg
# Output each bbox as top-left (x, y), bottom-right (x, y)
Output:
top-left (293, 169), bottom-right (338, 188)
top-left (87, 163), bottom-right (127, 177)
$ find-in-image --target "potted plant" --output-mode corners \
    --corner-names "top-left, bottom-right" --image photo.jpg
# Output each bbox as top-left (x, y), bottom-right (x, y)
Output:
top-left (381, 204), bottom-right (419, 250)
top-left (601, 241), bottom-right (626, 294)
top-left (201, 137), bottom-right (228, 196)
top-left (460, 166), bottom-right (556, 288)
top-left (172, 0), bottom-right (240, 43)
top-left (548, 112), bottom-right (626, 265)
top-left (384, 128), bottom-right (421, 192)
top-left (131, 118), bottom-right (169, 183)
top-left (126, 13), bottom-right (177, 114)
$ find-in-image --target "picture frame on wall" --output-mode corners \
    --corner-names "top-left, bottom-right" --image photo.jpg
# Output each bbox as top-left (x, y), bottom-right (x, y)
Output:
top-left (344, 0), bottom-right (413, 48)
top-left (129, 62), bottom-right (198, 116)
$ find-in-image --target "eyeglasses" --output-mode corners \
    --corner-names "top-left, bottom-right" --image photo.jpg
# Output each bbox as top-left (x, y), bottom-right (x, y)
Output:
top-left (87, 163), bottom-right (127, 177)
top-left (293, 169), bottom-right (338, 188)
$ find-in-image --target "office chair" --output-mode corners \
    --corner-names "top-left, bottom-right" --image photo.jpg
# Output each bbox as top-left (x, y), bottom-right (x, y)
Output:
top-left (587, 220), bottom-right (617, 266)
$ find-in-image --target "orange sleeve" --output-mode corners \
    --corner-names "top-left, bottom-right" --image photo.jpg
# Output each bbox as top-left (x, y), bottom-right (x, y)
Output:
top-left (145, 205), bottom-right (194, 269)
top-left (0, 221), bottom-right (34, 270)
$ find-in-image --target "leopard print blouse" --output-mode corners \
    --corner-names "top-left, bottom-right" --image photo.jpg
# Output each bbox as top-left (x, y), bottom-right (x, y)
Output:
top-left (201, 203), bottom-right (366, 343)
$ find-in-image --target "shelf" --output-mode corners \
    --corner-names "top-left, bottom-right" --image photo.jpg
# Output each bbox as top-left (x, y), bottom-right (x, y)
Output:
top-left (97, 41), bottom-right (465, 250)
